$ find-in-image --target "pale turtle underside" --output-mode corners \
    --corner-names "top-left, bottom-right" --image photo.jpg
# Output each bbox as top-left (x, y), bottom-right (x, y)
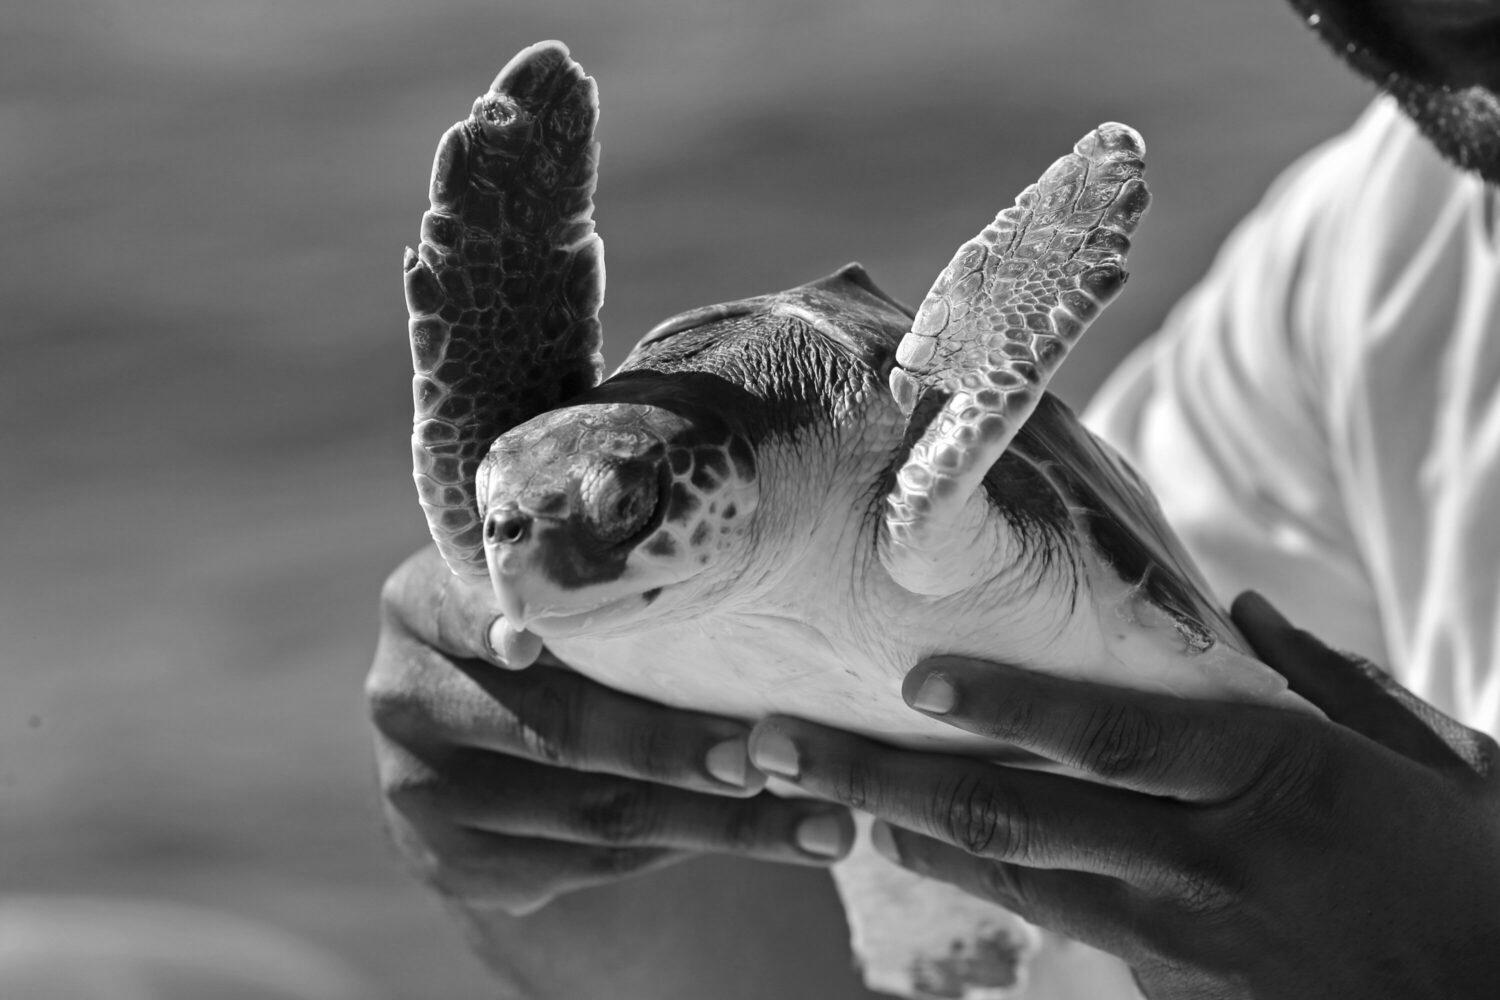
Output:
top-left (401, 41), bottom-right (1304, 1000)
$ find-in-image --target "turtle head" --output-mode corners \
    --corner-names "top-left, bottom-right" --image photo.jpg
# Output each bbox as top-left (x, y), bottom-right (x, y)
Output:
top-left (474, 263), bottom-right (912, 637)
top-left (476, 394), bottom-right (760, 638)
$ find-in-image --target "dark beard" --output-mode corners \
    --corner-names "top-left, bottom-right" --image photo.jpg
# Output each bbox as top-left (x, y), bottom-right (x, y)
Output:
top-left (1386, 79), bottom-right (1500, 184)
top-left (1286, 0), bottom-right (1500, 184)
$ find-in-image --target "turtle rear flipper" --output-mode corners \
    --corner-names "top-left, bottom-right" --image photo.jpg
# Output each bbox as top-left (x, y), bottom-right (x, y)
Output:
top-left (405, 41), bottom-right (606, 579)
top-left (881, 123), bottom-right (1149, 595)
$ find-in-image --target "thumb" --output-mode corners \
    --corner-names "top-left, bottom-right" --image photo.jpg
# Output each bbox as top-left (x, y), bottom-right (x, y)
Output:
top-left (382, 546), bottom-right (543, 669)
top-left (1231, 591), bottom-right (1480, 771)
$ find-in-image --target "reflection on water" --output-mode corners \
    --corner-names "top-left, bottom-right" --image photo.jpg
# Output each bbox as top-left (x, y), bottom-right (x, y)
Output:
top-left (1, 2), bottom-right (1370, 996)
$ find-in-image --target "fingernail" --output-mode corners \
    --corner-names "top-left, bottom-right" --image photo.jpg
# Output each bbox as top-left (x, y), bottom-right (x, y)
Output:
top-left (484, 617), bottom-right (512, 666)
top-left (909, 673), bottom-right (957, 715)
top-left (748, 731), bottom-right (800, 779)
top-left (870, 821), bottom-right (902, 864)
top-left (705, 737), bottom-right (750, 788)
top-left (795, 814), bottom-right (848, 858)
top-left (486, 620), bottom-right (542, 669)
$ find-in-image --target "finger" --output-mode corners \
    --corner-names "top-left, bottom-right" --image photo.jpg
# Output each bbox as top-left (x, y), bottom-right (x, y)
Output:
top-left (491, 623), bottom-right (545, 670)
top-left (870, 821), bottom-right (1146, 961)
top-left (389, 750), bottom-right (854, 866)
top-left (384, 804), bottom-right (688, 916)
top-left (1232, 591), bottom-right (1492, 772)
top-left (899, 657), bottom-right (1283, 802)
top-left (368, 633), bottom-right (768, 797)
top-left (747, 718), bottom-right (1190, 886)
top-left (380, 546), bottom-right (541, 669)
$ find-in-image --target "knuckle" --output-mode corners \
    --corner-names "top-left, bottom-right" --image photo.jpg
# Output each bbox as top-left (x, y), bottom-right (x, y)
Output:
top-left (378, 562), bottom-right (412, 624)
top-left (380, 548), bottom-right (487, 660)
top-left (392, 836), bottom-right (450, 891)
top-left (510, 670), bottom-right (583, 766)
top-left (448, 860), bottom-right (551, 915)
top-left (401, 841), bottom-right (454, 894)
top-left (364, 661), bottom-right (422, 738)
top-left (442, 865), bottom-right (549, 917)
top-left (624, 722), bottom-right (682, 783)
top-left (1074, 703), bottom-right (1162, 780)
top-left (718, 800), bottom-right (769, 854)
top-left (934, 773), bottom-right (1026, 859)
top-left (379, 549), bottom-right (434, 628)
top-left (430, 582), bottom-right (485, 662)
top-left (574, 782), bottom-right (659, 845)
top-left (1174, 864), bottom-right (1237, 919)
top-left (1238, 734), bottom-right (1329, 812)
top-left (829, 757), bottom-right (875, 810)
top-left (981, 690), bottom-right (1039, 746)
top-left (381, 806), bottom-right (438, 869)
top-left (446, 857), bottom-right (558, 918)
top-left (382, 806), bottom-right (559, 916)
top-left (1146, 833), bottom-right (1241, 919)
top-left (977, 860), bottom-right (1032, 911)
top-left (381, 764), bottom-right (445, 818)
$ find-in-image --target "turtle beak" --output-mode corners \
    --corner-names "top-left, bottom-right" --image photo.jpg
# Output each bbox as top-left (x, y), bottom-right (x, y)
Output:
top-left (479, 450), bottom-right (668, 633)
top-left (473, 402), bottom-right (731, 637)
top-left (483, 504), bottom-right (535, 624)
top-left (480, 500), bottom-right (666, 639)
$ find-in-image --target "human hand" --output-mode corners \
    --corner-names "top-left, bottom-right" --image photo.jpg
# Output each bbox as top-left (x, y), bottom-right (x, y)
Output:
top-left (747, 592), bottom-right (1500, 999)
top-left (367, 547), bottom-right (853, 916)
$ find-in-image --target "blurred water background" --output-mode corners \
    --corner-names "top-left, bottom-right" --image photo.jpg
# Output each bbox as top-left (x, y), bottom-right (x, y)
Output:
top-left (2, 1), bottom-right (1372, 996)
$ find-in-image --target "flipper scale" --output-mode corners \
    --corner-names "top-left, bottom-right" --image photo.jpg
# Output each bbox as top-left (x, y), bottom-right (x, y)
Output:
top-left (884, 123), bottom-right (1150, 594)
top-left (405, 41), bottom-right (606, 578)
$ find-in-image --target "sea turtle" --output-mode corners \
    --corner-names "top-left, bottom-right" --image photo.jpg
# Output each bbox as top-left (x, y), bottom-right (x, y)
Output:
top-left (402, 41), bottom-right (1304, 1000)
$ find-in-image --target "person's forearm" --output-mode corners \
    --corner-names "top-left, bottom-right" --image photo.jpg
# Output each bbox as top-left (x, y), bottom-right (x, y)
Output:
top-left (450, 857), bottom-right (884, 1000)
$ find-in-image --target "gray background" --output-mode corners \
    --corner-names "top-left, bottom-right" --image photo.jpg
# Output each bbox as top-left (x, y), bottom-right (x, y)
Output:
top-left (3, 1), bottom-right (1370, 996)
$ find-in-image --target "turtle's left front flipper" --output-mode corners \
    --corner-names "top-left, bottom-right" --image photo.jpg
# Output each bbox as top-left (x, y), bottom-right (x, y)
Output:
top-left (881, 123), bottom-right (1149, 595)
top-left (405, 41), bottom-right (605, 580)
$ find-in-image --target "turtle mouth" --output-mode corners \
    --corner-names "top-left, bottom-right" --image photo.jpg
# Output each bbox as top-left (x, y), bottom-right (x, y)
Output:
top-left (516, 585), bottom-right (670, 639)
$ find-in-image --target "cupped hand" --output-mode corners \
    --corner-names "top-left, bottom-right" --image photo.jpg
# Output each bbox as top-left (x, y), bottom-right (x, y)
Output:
top-left (747, 592), bottom-right (1500, 999)
top-left (368, 547), bottom-right (853, 916)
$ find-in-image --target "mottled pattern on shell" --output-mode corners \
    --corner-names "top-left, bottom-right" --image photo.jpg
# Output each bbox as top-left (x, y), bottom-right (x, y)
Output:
top-left (886, 124), bottom-right (1149, 559)
top-left (405, 41), bottom-right (605, 578)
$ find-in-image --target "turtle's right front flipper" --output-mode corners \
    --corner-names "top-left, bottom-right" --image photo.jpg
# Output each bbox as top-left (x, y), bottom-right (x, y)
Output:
top-left (405, 41), bottom-right (605, 580)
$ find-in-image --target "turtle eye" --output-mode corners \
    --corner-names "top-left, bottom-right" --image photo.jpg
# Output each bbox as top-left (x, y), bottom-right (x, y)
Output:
top-left (583, 460), bottom-right (661, 545)
top-left (610, 492), bottom-right (651, 530)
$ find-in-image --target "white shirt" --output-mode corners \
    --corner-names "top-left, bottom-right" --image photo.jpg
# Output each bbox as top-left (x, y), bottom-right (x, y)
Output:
top-left (1088, 97), bottom-right (1500, 733)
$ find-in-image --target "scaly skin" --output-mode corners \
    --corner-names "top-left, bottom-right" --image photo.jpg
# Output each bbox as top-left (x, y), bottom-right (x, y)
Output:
top-left (885, 124), bottom-right (1150, 597)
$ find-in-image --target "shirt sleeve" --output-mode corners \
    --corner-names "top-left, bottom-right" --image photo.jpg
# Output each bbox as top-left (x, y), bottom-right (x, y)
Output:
top-left (1085, 98), bottom-right (1500, 727)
